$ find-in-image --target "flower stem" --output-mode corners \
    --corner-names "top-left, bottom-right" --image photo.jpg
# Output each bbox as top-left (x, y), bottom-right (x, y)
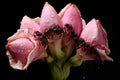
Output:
top-left (47, 57), bottom-right (72, 80)
top-left (63, 62), bottom-right (71, 80)
top-left (48, 61), bottom-right (64, 80)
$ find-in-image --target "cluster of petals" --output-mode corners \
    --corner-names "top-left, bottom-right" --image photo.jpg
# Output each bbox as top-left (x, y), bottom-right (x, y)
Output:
top-left (6, 2), bottom-right (113, 70)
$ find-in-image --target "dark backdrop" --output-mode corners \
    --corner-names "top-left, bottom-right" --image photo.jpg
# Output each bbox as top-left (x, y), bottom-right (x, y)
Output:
top-left (2, 0), bottom-right (119, 80)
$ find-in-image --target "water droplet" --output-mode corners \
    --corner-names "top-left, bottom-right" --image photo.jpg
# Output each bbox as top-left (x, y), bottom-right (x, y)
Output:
top-left (97, 61), bottom-right (100, 70)
top-left (20, 44), bottom-right (25, 48)
top-left (47, 19), bottom-right (49, 22)
top-left (97, 60), bottom-right (104, 70)
top-left (82, 62), bottom-right (86, 80)
top-left (27, 49), bottom-right (31, 53)
top-left (46, 19), bottom-right (50, 24)
top-left (102, 61), bottom-right (104, 65)
top-left (18, 50), bottom-right (21, 53)
top-left (83, 76), bottom-right (86, 80)
top-left (70, 18), bottom-right (73, 21)
top-left (21, 50), bottom-right (24, 53)
top-left (97, 66), bottom-right (100, 70)
top-left (97, 61), bottom-right (104, 70)
top-left (51, 15), bottom-right (54, 18)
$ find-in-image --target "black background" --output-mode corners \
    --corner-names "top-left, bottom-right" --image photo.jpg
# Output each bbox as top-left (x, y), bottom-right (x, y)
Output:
top-left (2, 0), bottom-right (119, 80)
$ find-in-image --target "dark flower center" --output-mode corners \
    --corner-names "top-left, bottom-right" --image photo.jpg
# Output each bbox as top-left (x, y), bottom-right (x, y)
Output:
top-left (34, 31), bottom-right (48, 46)
top-left (44, 25), bottom-right (64, 39)
top-left (65, 24), bottom-right (100, 59)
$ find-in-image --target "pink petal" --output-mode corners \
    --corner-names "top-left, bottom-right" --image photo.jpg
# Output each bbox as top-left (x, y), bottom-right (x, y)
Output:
top-left (58, 3), bottom-right (72, 19)
top-left (20, 15), bottom-right (41, 34)
top-left (80, 19), bottom-right (113, 61)
top-left (61, 4), bottom-right (83, 36)
top-left (7, 38), bottom-right (34, 65)
top-left (40, 2), bottom-right (62, 33)
top-left (33, 17), bottom-right (40, 24)
top-left (6, 29), bottom-right (47, 70)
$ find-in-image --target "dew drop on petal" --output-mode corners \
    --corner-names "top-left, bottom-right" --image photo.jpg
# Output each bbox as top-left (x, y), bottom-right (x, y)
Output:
top-left (18, 50), bottom-right (21, 53)
top-left (97, 60), bottom-right (104, 70)
top-left (70, 18), bottom-right (73, 21)
top-left (83, 76), bottom-right (86, 80)
top-left (97, 66), bottom-right (100, 70)
top-left (82, 62), bottom-right (86, 80)
top-left (97, 61), bottom-right (101, 70)
top-left (46, 19), bottom-right (50, 24)
top-left (51, 15), bottom-right (54, 18)
top-left (27, 49), bottom-right (31, 53)
top-left (102, 61), bottom-right (104, 65)
top-left (21, 50), bottom-right (24, 53)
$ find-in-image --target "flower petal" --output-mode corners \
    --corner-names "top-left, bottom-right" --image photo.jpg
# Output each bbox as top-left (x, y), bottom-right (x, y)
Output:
top-left (61, 4), bottom-right (83, 36)
top-left (58, 3), bottom-right (72, 19)
top-left (20, 15), bottom-right (41, 34)
top-left (7, 38), bottom-right (34, 65)
top-left (40, 2), bottom-right (62, 33)
top-left (6, 29), bottom-right (46, 70)
top-left (80, 19), bottom-right (113, 61)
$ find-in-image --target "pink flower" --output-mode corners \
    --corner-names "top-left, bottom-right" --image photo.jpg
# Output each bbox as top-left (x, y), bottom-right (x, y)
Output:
top-left (77, 18), bottom-right (113, 61)
top-left (5, 2), bottom-right (113, 80)
top-left (6, 16), bottom-right (47, 70)
top-left (6, 2), bottom-right (113, 71)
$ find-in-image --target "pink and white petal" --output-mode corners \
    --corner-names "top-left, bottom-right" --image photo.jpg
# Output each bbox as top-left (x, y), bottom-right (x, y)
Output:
top-left (95, 20), bottom-right (110, 54)
top-left (6, 38), bottom-right (35, 70)
top-left (20, 15), bottom-right (41, 34)
top-left (7, 29), bottom-right (31, 42)
top-left (33, 17), bottom-right (40, 25)
top-left (80, 19), bottom-right (98, 44)
top-left (7, 38), bottom-right (34, 63)
top-left (61, 4), bottom-right (83, 36)
top-left (82, 18), bottom-right (86, 28)
top-left (7, 36), bottom-right (46, 70)
top-left (23, 41), bottom-right (44, 69)
top-left (80, 18), bottom-right (112, 61)
top-left (81, 19), bottom-right (110, 53)
top-left (40, 2), bottom-right (62, 33)
top-left (6, 29), bottom-right (46, 70)
top-left (23, 34), bottom-right (47, 69)
top-left (96, 48), bottom-right (113, 61)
